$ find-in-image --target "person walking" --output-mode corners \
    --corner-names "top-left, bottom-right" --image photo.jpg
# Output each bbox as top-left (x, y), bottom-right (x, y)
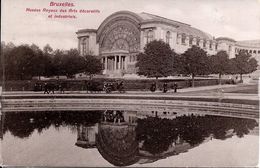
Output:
top-left (43, 82), bottom-right (49, 94)
top-left (173, 82), bottom-right (178, 93)
top-left (163, 82), bottom-right (168, 93)
top-left (59, 83), bottom-right (64, 94)
top-left (150, 82), bottom-right (156, 92)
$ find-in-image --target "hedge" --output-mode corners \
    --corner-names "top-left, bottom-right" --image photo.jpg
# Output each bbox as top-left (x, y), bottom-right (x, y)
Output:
top-left (3, 78), bottom-right (232, 91)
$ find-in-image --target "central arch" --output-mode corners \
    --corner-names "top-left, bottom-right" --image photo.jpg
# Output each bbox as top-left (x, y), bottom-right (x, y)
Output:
top-left (97, 11), bottom-right (142, 76)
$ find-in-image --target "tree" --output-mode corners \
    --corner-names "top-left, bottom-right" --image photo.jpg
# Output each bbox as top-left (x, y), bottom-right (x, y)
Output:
top-left (136, 40), bottom-right (175, 87)
top-left (52, 49), bottom-right (66, 76)
top-left (231, 51), bottom-right (258, 81)
top-left (43, 44), bottom-right (53, 55)
top-left (29, 44), bottom-right (48, 79)
top-left (83, 55), bottom-right (103, 79)
top-left (1, 42), bottom-right (16, 81)
top-left (181, 45), bottom-right (210, 87)
top-left (63, 49), bottom-right (85, 77)
top-left (5, 45), bottom-right (37, 80)
top-left (209, 51), bottom-right (230, 84)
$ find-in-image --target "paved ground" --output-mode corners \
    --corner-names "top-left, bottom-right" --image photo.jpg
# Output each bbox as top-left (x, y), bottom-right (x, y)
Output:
top-left (2, 83), bottom-right (259, 101)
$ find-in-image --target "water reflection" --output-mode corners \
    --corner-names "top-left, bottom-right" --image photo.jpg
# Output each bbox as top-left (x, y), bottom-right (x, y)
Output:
top-left (3, 111), bottom-right (102, 138)
top-left (2, 110), bottom-right (258, 166)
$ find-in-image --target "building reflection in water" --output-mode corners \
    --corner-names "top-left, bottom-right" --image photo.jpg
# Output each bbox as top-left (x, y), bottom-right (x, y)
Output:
top-left (74, 110), bottom-right (258, 166)
top-left (75, 110), bottom-right (139, 166)
top-left (2, 110), bottom-right (258, 166)
top-left (75, 123), bottom-right (98, 149)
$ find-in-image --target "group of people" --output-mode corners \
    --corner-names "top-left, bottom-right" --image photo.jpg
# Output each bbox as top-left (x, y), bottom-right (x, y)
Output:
top-left (103, 81), bottom-right (125, 93)
top-left (103, 110), bottom-right (125, 123)
top-left (34, 81), bottom-right (178, 94)
top-left (42, 83), bottom-right (64, 94)
top-left (150, 82), bottom-right (178, 93)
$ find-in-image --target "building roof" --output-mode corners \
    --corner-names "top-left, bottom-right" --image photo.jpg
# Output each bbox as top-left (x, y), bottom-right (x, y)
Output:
top-left (137, 12), bottom-right (213, 40)
top-left (95, 11), bottom-right (214, 41)
top-left (236, 40), bottom-right (260, 48)
top-left (76, 29), bottom-right (97, 34)
top-left (216, 37), bottom-right (236, 42)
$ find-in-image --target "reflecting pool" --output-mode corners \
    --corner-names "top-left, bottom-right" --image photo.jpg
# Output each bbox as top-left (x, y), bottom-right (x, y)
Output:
top-left (1, 110), bottom-right (259, 167)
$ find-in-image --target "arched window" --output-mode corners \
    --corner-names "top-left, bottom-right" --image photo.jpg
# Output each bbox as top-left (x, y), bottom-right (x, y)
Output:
top-left (145, 30), bottom-right (154, 44)
top-left (189, 37), bottom-right (193, 46)
top-left (196, 39), bottom-right (200, 46)
top-left (203, 40), bottom-right (206, 48)
top-left (81, 37), bottom-right (89, 55)
top-left (81, 38), bottom-right (86, 55)
top-left (166, 31), bottom-right (171, 44)
top-left (229, 46), bottom-right (232, 51)
top-left (181, 34), bottom-right (186, 44)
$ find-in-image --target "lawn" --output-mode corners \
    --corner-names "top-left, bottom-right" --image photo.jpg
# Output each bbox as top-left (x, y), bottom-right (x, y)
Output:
top-left (224, 84), bottom-right (258, 94)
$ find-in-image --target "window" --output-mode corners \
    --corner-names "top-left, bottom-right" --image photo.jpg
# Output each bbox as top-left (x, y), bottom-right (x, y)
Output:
top-left (145, 30), bottom-right (154, 44)
top-left (181, 34), bottom-right (186, 44)
top-left (258, 50), bottom-right (260, 54)
top-left (189, 37), bottom-right (193, 46)
top-left (203, 40), bottom-right (206, 48)
top-left (229, 46), bottom-right (231, 51)
top-left (82, 38), bottom-right (86, 55)
top-left (166, 31), bottom-right (171, 44)
top-left (253, 50), bottom-right (256, 54)
top-left (196, 39), bottom-right (200, 46)
top-left (209, 42), bottom-right (212, 49)
top-left (249, 50), bottom-right (252, 53)
top-left (81, 37), bottom-right (89, 55)
top-left (215, 44), bottom-right (218, 50)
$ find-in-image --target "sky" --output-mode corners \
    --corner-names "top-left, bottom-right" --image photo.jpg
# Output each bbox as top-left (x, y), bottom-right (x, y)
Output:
top-left (1, 0), bottom-right (260, 50)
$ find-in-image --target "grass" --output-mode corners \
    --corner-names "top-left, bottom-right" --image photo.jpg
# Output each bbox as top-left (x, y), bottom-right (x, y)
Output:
top-left (223, 84), bottom-right (258, 94)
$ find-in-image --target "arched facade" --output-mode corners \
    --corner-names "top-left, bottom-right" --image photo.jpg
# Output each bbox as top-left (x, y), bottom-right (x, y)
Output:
top-left (76, 11), bottom-right (260, 77)
top-left (97, 14), bottom-right (141, 75)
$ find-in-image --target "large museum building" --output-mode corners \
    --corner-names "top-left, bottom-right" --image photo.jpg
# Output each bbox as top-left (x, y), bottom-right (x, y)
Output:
top-left (76, 11), bottom-right (260, 77)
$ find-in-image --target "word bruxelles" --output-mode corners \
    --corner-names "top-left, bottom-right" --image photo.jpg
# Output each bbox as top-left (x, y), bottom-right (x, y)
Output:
top-left (49, 2), bottom-right (75, 7)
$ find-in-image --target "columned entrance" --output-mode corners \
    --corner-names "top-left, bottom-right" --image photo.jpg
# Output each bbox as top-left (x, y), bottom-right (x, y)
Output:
top-left (102, 50), bottom-right (128, 77)
top-left (97, 13), bottom-right (141, 77)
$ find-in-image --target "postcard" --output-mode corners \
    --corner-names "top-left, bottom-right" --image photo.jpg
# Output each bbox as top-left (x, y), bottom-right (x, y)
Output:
top-left (1, 0), bottom-right (260, 167)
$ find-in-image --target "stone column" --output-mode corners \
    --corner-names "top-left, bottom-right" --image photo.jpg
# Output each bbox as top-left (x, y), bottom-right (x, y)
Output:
top-left (177, 34), bottom-right (182, 44)
top-left (124, 56), bottom-right (127, 70)
top-left (206, 40), bottom-right (210, 50)
top-left (105, 56), bottom-right (108, 70)
top-left (185, 36), bottom-right (189, 45)
top-left (119, 55), bottom-right (121, 70)
top-left (212, 42), bottom-right (216, 51)
top-left (192, 38), bottom-right (197, 45)
top-left (199, 39), bottom-right (203, 48)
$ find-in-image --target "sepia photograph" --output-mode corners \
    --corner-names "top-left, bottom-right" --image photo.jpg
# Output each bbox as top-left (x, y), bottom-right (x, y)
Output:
top-left (1, 0), bottom-right (260, 167)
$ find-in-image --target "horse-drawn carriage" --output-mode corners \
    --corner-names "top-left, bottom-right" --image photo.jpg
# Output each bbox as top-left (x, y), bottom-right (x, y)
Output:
top-left (103, 81), bottom-right (125, 93)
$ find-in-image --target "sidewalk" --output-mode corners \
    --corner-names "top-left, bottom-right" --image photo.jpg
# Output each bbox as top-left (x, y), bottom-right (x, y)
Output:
top-left (172, 84), bottom-right (237, 93)
top-left (2, 84), bottom-right (258, 101)
top-left (3, 84), bottom-right (238, 95)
